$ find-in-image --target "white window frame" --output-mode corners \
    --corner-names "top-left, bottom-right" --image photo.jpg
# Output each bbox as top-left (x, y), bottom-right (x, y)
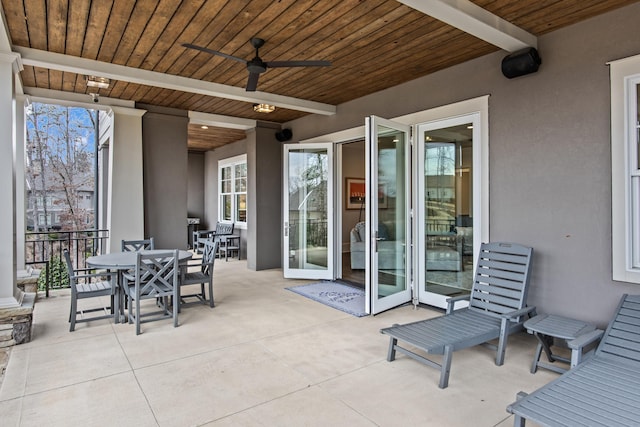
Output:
top-left (611, 54), bottom-right (640, 283)
top-left (218, 154), bottom-right (247, 229)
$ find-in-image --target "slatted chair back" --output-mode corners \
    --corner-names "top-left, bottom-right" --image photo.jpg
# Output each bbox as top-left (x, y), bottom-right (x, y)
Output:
top-left (214, 222), bottom-right (234, 238)
top-left (595, 294), bottom-right (640, 365)
top-left (468, 242), bottom-right (533, 320)
top-left (201, 239), bottom-right (219, 276)
top-left (127, 250), bottom-right (179, 335)
top-left (122, 237), bottom-right (155, 252)
top-left (135, 250), bottom-right (178, 298)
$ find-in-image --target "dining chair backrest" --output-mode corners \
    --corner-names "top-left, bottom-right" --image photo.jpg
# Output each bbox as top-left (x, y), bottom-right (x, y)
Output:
top-left (213, 222), bottom-right (234, 239)
top-left (122, 237), bottom-right (155, 252)
top-left (62, 248), bottom-right (76, 283)
top-left (201, 239), bottom-right (219, 275)
top-left (128, 250), bottom-right (179, 335)
top-left (135, 250), bottom-right (178, 298)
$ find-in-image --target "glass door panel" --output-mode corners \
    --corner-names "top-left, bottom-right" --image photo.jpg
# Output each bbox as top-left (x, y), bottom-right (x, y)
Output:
top-left (417, 116), bottom-right (479, 308)
top-left (366, 116), bottom-right (412, 314)
top-left (283, 143), bottom-right (334, 280)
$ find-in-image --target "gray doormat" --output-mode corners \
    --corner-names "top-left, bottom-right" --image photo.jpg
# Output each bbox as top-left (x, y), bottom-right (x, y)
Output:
top-left (286, 281), bottom-right (367, 317)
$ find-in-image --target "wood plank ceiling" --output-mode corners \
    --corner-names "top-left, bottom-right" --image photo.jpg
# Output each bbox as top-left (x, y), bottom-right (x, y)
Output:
top-left (2, 0), bottom-right (638, 151)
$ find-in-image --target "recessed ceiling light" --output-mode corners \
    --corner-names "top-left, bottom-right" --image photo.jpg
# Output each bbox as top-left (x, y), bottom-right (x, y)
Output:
top-left (253, 103), bottom-right (275, 113)
top-left (201, 125), bottom-right (209, 129)
top-left (86, 76), bottom-right (110, 89)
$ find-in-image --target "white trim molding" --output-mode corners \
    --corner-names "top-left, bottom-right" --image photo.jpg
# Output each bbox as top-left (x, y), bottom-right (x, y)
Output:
top-left (15, 46), bottom-right (336, 116)
top-left (610, 54), bottom-right (640, 283)
top-left (397, 0), bottom-right (536, 51)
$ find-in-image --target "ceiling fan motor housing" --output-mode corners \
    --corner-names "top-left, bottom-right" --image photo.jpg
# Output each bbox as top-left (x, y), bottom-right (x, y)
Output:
top-left (247, 60), bottom-right (267, 74)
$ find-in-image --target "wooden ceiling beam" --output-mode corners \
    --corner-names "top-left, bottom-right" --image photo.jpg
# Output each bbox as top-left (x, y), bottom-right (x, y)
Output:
top-left (14, 46), bottom-right (337, 116)
top-left (397, 0), bottom-right (537, 51)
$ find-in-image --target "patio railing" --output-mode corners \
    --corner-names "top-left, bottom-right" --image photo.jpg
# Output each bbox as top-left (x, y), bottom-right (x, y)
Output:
top-left (25, 229), bottom-right (109, 297)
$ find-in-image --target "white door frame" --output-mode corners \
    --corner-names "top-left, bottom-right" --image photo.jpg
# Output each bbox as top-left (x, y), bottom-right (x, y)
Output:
top-left (299, 96), bottom-right (490, 307)
top-left (416, 112), bottom-right (484, 308)
top-left (366, 116), bottom-right (413, 314)
top-left (283, 142), bottom-right (335, 280)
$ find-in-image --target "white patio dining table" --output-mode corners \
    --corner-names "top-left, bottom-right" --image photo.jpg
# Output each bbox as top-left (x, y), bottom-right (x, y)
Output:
top-left (86, 249), bottom-right (193, 323)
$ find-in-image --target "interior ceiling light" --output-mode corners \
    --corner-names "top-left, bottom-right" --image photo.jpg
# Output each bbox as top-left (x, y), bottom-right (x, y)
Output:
top-left (200, 125), bottom-right (209, 129)
top-left (253, 103), bottom-right (275, 113)
top-left (86, 76), bottom-right (110, 89)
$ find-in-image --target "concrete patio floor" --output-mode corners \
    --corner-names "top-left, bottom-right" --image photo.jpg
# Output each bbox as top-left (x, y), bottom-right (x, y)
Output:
top-left (0, 258), bottom-right (556, 426)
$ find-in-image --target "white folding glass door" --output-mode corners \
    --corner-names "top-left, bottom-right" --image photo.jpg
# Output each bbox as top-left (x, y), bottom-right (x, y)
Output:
top-left (283, 143), bottom-right (334, 280)
top-left (365, 116), bottom-right (412, 314)
top-left (417, 114), bottom-right (481, 308)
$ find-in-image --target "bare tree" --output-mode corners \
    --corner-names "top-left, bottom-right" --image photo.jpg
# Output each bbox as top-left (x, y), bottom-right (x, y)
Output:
top-left (26, 103), bottom-right (97, 232)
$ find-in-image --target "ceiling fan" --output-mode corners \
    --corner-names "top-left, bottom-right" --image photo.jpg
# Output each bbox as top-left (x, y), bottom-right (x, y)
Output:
top-left (182, 37), bottom-right (331, 92)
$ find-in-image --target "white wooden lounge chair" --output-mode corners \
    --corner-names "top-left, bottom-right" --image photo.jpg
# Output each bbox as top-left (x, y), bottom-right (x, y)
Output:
top-left (380, 242), bottom-right (535, 388)
top-left (507, 293), bottom-right (640, 427)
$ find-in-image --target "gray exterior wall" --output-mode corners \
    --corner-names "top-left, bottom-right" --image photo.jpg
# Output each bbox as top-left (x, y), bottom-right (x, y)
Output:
top-left (204, 137), bottom-right (247, 258)
top-left (141, 105), bottom-right (189, 249)
top-left (187, 152), bottom-right (205, 221)
top-left (203, 122), bottom-right (282, 270)
top-left (286, 3), bottom-right (640, 327)
top-left (247, 122), bottom-right (283, 270)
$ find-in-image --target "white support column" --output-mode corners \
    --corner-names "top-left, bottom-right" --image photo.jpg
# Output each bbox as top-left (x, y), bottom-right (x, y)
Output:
top-left (0, 52), bottom-right (21, 308)
top-left (15, 95), bottom-right (27, 269)
top-left (106, 106), bottom-right (146, 253)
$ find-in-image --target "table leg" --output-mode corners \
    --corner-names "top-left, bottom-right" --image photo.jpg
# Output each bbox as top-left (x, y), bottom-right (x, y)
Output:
top-left (531, 341), bottom-right (543, 373)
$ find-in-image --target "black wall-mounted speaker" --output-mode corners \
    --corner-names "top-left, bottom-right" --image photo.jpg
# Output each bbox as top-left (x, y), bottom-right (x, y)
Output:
top-left (275, 128), bottom-right (293, 142)
top-left (501, 47), bottom-right (541, 79)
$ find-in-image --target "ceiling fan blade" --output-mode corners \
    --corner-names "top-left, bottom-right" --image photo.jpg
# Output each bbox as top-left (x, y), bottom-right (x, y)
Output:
top-left (246, 72), bottom-right (260, 91)
top-left (265, 60), bottom-right (331, 68)
top-left (181, 43), bottom-right (247, 64)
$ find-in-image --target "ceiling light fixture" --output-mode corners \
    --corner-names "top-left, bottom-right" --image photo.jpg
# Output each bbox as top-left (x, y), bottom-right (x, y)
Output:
top-left (86, 76), bottom-right (110, 89)
top-left (253, 103), bottom-right (275, 113)
top-left (200, 125), bottom-right (209, 129)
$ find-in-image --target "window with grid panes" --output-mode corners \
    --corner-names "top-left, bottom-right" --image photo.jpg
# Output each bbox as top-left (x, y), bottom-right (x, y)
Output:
top-left (218, 154), bottom-right (247, 227)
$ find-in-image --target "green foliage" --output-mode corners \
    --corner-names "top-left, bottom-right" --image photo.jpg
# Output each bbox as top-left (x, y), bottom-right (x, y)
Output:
top-left (37, 256), bottom-right (69, 291)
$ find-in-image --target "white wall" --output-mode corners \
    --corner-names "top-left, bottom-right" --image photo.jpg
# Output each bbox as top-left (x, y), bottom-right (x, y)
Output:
top-left (287, 3), bottom-right (640, 326)
top-left (342, 141), bottom-right (365, 252)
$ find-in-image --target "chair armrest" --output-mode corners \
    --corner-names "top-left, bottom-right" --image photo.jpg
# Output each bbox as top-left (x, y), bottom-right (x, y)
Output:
top-left (446, 295), bottom-right (470, 314)
top-left (567, 329), bottom-right (604, 351)
top-left (501, 306), bottom-right (537, 322)
top-left (74, 267), bottom-right (110, 274)
top-left (72, 271), bottom-right (115, 281)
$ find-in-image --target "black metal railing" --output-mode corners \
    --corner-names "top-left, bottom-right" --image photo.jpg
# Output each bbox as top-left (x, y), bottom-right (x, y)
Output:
top-left (24, 229), bottom-right (109, 297)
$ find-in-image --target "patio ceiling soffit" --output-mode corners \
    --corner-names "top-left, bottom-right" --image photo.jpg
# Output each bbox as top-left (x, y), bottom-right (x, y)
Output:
top-left (13, 46), bottom-right (337, 116)
top-left (397, 0), bottom-right (537, 52)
